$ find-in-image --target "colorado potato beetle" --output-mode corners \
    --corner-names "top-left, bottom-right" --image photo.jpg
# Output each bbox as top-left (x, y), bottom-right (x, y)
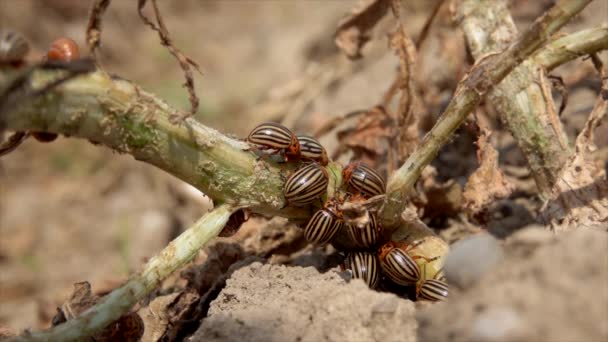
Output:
top-left (47, 37), bottom-right (80, 62)
top-left (283, 163), bottom-right (328, 206)
top-left (347, 213), bottom-right (380, 249)
top-left (304, 207), bottom-right (343, 245)
top-left (0, 29), bottom-right (29, 65)
top-left (342, 162), bottom-right (386, 198)
top-left (296, 135), bottom-right (328, 166)
top-left (378, 241), bottom-right (420, 285)
top-left (417, 279), bottom-right (449, 302)
top-left (247, 122), bottom-right (300, 160)
top-left (344, 252), bottom-right (380, 289)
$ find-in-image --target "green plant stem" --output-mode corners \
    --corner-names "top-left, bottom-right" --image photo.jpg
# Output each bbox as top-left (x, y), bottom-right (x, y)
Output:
top-left (6, 204), bottom-right (234, 342)
top-left (533, 25), bottom-right (608, 70)
top-left (0, 70), bottom-right (307, 220)
top-left (381, 0), bottom-right (593, 228)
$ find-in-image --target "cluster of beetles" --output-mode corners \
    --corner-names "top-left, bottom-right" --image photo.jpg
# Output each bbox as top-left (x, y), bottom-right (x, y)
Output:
top-left (1, 28), bottom-right (447, 302)
top-left (247, 122), bottom-right (448, 301)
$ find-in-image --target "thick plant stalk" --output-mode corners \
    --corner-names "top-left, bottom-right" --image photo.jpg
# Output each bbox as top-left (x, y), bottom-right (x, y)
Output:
top-left (533, 26), bottom-right (608, 70)
top-left (457, 0), bottom-right (571, 198)
top-left (381, 0), bottom-right (593, 228)
top-left (0, 70), bottom-right (307, 220)
top-left (6, 204), bottom-right (234, 342)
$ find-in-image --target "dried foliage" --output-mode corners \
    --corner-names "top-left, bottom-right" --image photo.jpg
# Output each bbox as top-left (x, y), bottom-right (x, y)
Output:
top-left (541, 55), bottom-right (608, 231)
top-left (463, 125), bottom-right (514, 217)
top-left (137, 0), bottom-right (202, 122)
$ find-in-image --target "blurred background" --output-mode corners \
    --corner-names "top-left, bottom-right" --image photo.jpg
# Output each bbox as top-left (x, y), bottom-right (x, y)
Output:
top-left (1, 0), bottom-right (606, 332)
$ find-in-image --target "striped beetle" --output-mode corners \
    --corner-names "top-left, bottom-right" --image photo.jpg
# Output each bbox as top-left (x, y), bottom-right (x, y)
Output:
top-left (247, 122), bottom-right (300, 160)
top-left (296, 135), bottom-right (328, 166)
top-left (378, 240), bottom-right (437, 286)
top-left (378, 241), bottom-right (420, 285)
top-left (417, 279), bottom-right (448, 302)
top-left (342, 162), bottom-right (386, 198)
top-left (283, 163), bottom-right (328, 206)
top-left (344, 252), bottom-right (380, 289)
top-left (304, 207), bottom-right (343, 245)
top-left (0, 29), bottom-right (29, 65)
top-left (347, 212), bottom-right (380, 249)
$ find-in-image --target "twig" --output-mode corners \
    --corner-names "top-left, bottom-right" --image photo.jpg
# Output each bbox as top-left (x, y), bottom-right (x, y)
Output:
top-left (532, 25), bottom-right (608, 70)
top-left (6, 204), bottom-right (234, 342)
top-left (138, 0), bottom-right (202, 122)
top-left (415, 0), bottom-right (445, 49)
top-left (86, 0), bottom-right (111, 58)
top-left (380, 0), bottom-right (593, 228)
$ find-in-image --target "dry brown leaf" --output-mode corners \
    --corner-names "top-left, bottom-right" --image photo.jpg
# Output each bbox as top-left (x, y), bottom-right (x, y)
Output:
top-left (335, 0), bottom-right (390, 59)
top-left (336, 106), bottom-right (396, 171)
top-left (541, 56), bottom-right (608, 231)
top-left (387, 1), bottom-right (420, 166)
top-left (138, 291), bottom-right (199, 342)
top-left (463, 128), bottom-right (514, 216)
top-left (52, 282), bottom-right (144, 342)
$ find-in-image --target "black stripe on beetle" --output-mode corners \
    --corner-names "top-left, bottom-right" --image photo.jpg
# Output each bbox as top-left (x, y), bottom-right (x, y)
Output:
top-left (345, 252), bottom-right (380, 289)
top-left (378, 242), bottom-right (420, 285)
top-left (343, 162), bottom-right (386, 198)
top-left (247, 122), bottom-right (300, 156)
top-left (297, 135), bottom-right (328, 165)
top-left (304, 208), bottom-right (343, 245)
top-left (347, 213), bottom-right (380, 249)
top-left (284, 163), bottom-right (328, 206)
top-left (418, 279), bottom-right (448, 301)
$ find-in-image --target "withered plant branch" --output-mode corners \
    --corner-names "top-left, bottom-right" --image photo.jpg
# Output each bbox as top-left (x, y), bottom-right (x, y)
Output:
top-left (381, 0), bottom-right (593, 228)
top-left (86, 0), bottom-right (111, 58)
top-left (388, 0), bottom-right (420, 168)
top-left (415, 0), bottom-right (446, 49)
top-left (6, 204), bottom-right (235, 342)
top-left (138, 0), bottom-right (202, 122)
top-left (457, 0), bottom-right (574, 198)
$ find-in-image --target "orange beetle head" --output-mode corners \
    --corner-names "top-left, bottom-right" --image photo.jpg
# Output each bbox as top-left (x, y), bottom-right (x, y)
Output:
top-left (342, 162), bottom-right (359, 185)
top-left (287, 135), bottom-right (300, 156)
top-left (378, 241), bottom-right (397, 261)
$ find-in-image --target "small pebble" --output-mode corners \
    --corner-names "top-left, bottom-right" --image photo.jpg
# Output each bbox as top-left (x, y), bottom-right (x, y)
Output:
top-left (471, 307), bottom-right (522, 342)
top-left (444, 233), bottom-right (503, 289)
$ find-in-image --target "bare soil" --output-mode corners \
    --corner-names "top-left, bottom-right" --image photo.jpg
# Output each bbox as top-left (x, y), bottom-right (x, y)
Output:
top-left (1, 1), bottom-right (607, 341)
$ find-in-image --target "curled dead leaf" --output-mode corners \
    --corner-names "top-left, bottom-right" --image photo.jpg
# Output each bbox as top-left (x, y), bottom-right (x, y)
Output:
top-left (463, 128), bottom-right (514, 217)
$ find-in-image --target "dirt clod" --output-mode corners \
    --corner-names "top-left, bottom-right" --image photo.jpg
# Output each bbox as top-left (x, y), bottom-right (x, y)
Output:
top-left (418, 228), bottom-right (608, 342)
top-left (193, 262), bottom-right (416, 342)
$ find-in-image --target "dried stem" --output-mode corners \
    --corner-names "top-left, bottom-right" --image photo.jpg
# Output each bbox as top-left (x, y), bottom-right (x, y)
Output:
top-left (381, 0), bottom-right (593, 227)
top-left (5, 204), bottom-right (234, 342)
top-left (457, 0), bottom-right (574, 198)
